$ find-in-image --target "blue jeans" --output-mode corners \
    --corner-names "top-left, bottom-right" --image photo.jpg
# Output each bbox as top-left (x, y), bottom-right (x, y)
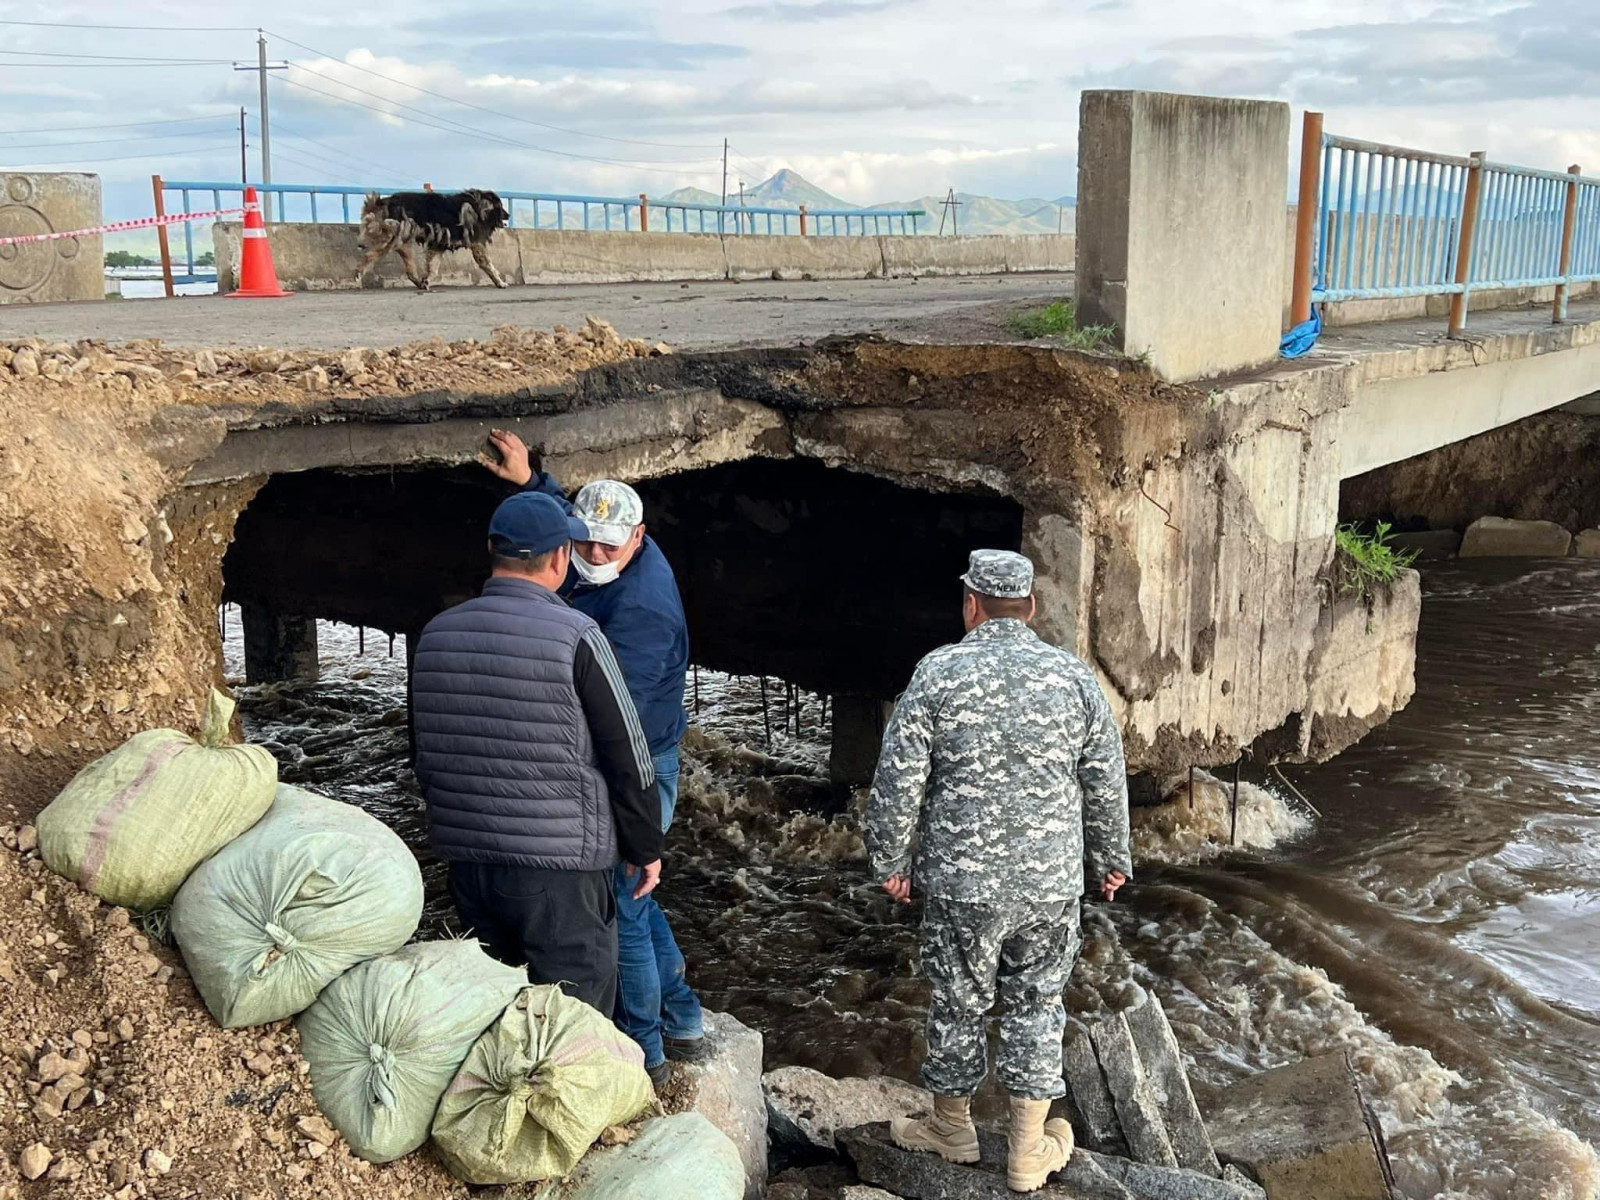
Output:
top-left (613, 746), bottom-right (704, 1067)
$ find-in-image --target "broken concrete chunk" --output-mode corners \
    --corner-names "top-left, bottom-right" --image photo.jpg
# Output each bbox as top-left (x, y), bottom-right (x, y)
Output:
top-left (1122, 995), bottom-right (1220, 1175)
top-left (1459, 516), bottom-right (1572, 558)
top-left (1204, 1053), bottom-right (1396, 1200)
top-left (840, 1123), bottom-right (1262, 1200)
top-left (1574, 529), bottom-right (1600, 558)
top-left (665, 1011), bottom-right (766, 1200)
top-left (1088, 1009), bottom-right (1178, 1168)
top-left (764, 1066), bottom-right (926, 1153)
top-left (1062, 1020), bottom-right (1129, 1156)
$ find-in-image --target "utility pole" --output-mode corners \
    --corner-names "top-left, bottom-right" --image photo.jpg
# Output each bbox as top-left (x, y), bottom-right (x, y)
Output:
top-left (738, 180), bottom-right (746, 236)
top-left (938, 188), bottom-right (961, 236)
top-left (238, 108), bottom-right (248, 186)
top-left (233, 30), bottom-right (286, 220)
top-left (720, 138), bottom-right (729, 236)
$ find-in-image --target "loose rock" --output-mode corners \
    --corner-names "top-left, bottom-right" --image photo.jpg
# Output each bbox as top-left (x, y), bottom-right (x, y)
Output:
top-left (19, 1143), bottom-right (51, 1180)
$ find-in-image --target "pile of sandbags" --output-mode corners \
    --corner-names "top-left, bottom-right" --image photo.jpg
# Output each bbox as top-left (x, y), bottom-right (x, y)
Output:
top-left (35, 690), bottom-right (276, 910)
top-left (171, 785), bottom-right (425, 1028)
top-left (431, 984), bottom-right (656, 1185)
top-left (297, 941), bottom-right (528, 1163)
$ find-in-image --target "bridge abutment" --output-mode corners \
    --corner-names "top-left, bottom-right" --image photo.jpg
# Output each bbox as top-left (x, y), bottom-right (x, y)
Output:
top-left (240, 605), bottom-right (319, 685)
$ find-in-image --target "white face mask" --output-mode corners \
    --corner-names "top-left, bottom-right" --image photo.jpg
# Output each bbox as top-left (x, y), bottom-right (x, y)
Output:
top-left (572, 551), bottom-right (623, 586)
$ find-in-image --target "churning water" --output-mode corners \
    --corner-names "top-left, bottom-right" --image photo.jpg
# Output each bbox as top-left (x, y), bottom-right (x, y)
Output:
top-left (222, 558), bottom-right (1600, 1198)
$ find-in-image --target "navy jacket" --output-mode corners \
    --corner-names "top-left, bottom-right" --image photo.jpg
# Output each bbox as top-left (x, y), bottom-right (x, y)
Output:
top-left (524, 473), bottom-right (690, 757)
top-left (412, 577), bottom-right (663, 870)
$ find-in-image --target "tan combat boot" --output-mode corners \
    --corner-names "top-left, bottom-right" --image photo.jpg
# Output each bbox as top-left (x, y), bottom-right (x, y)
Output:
top-left (1006, 1096), bottom-right (1074, 1192)
top-left (889, 1094), bottom-right (980, 1164)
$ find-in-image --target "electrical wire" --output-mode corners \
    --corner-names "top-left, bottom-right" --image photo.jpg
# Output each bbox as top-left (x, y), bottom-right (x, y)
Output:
top-left (0, 113), bottom-right (239, 137)
top-left (0, 126), bottom-right (235, 153)
top-left (263, 29), bottom-right (722, 151)
top-left (273, 72), bottom-right (721, 177)
top-left (269, 120), bottom-right (412, 181)
top-left (0, 19), bottom-right (253, 31)
top-left (0, 60), bottom-right (231, 68)
top-left (3, 143), bottom-right (238, 167)
top-left (0, 49), bottom-right (235, 63)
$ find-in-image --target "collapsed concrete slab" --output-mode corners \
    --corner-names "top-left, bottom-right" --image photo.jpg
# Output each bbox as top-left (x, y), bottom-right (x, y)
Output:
top-left (1574, 529), bottom-right (1600, 557)
top-left (1121, 995), bottom-right (1221, 1176)
top-left (1204, 1054), bottom-right (1396, 1200)
top-left (1459, 516), bottom-right (1573, 558)
top-left (1088, 1007), bottom-right (1179, 1168)
top-left (552, 1113), bottom-right (744, 1199)
top-left (669, 1010), bottom-right (767, 1200)
top-left (764, 1065), bottom-right (926, 1154)
top-left (840, 1123), bottom-right (1262, 1200)
top-left (1062, 1022), bottom-right (1129, 1156)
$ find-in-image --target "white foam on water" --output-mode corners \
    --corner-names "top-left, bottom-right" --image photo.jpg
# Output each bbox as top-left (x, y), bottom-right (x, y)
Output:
top-left (1131, 772), bottom-right (1312, 864)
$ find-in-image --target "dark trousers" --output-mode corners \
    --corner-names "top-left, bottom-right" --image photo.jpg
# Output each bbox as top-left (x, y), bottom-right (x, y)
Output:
top-left (448, 862), bottom-right (618, 1015)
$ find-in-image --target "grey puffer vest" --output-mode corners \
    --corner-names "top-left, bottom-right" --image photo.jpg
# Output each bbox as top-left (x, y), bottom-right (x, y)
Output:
top-left (412, 577), bottom-right (617, 871)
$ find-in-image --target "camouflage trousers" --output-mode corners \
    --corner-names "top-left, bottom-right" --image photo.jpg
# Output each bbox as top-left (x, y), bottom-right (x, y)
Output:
top-left (919, 896), bottom-right (1080, 1101)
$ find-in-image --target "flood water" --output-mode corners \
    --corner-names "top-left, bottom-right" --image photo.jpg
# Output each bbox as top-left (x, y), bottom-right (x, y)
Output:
top-left (222, 557), bottom-right (1600, 1199)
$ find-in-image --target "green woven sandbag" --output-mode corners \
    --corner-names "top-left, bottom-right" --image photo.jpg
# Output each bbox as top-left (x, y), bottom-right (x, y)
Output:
top-left (430, 984), bottom-right (657, 1186)
top-left (170, 785), bottom-right (424, 1029)
top-left (36, 689), bottom-right (276, 911)
top-left (297, 940), bottom-right (528, 1164)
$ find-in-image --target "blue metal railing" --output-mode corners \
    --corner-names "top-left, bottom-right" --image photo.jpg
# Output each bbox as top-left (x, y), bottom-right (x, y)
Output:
top-left (152, 176), bottom-right (926, 286)
top-left (1297, 131), bottom-right (1600, 331)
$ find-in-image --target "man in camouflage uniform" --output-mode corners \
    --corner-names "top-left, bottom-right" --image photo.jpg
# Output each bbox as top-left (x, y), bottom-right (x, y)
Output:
top-left (866, 549), bottom-right (1132, 1194)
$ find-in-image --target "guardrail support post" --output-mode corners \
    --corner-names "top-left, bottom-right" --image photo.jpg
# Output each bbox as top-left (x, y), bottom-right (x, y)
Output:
top-left (1554, 164), bottom-right (1581, 324)
top-left (1448, 150), bottom-right (1486, 337)
top-left (799, 204), bottom-right (808, 237)
top-left (1290, 111), bottom-right (1324, 327)
top-left (639, 194), bottom-right (649, 233)
top-left (151, 174), bottom-right (175, 300)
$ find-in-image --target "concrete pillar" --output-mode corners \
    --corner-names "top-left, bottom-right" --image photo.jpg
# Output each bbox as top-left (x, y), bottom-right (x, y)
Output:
top-left (1022, 510), bottom-right (1093, 661)
top-left (240, 603), bottom-right (319, 684)
top-left (1075, 90), bottom-right (1290, 382)
top-left (829, 694), bottom-right (892, 784)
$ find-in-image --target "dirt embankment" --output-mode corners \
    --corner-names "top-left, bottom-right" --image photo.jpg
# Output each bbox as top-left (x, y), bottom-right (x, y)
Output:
top-left (1341, 410), bottom-right (1600, 532)
top-left (0, 321), bottom-right (654, 825)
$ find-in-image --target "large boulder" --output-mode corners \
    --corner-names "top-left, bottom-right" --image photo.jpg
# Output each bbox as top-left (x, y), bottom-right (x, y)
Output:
top-left (765, 1066), bottom-right (925, 1153)
top-left (553, 1114), bottom-right (743, 1200)
top-left (670, 1010), bottom-right (766, 1199)
top-left (840, 1123), bottom-right (1262, 1200)
top-left (1204, 1053), bottom-right (1396, 1200)
top-left (1459, 516), bottom-right (1572, 558)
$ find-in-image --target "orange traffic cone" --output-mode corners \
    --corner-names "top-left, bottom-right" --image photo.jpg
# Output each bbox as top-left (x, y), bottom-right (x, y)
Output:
top-left (226, 186), bottom-right (292, 299)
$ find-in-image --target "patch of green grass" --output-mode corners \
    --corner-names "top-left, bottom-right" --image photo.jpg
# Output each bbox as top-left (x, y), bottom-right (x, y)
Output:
top-left (1005, 299), bottom-right (1118, 351)
top-left (137, 905), bottom-right (175, 947)
top-left (1334, 521), bottom-right (1418, 604)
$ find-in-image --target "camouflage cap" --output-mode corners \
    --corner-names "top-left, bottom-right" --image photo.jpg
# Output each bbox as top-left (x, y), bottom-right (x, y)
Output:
top-left (573, 479), bottom-right (644, 546)
top-left (961, 549), bottom-right (1034, 599)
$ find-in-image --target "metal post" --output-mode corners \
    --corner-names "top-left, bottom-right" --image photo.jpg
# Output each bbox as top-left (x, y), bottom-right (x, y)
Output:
top-left (152, 175), bottom-right (175, 299)
top-left (388, 632), bottom-right (395, 659)
top-left (1230, 759), bottom-right (1241, 846)
top-left (1554, 164), bottom-right (1582, 324)
top-left (239, 107), bottom-right (247, 186)
top-left (256, 32), bottom-right (272, 222)
top-left (639, 194), bottom-right (649, 233)
top-left (358, 626), bottom-right (364, 655)
top-left (1290, 112), bottom-right (1324, 326)
top-left (1448, 151), bottom-right (1487, 337)
top-left (693, 664), bottom-right (700, 714)
top-left (799, 204), bottom-right (808, 237)
top-left (720, 138), bottom-right (729, 237)
top-left (1187, 764), bottom-right (1195, 812)
top-left (760, 676), bottom-right (772, 748)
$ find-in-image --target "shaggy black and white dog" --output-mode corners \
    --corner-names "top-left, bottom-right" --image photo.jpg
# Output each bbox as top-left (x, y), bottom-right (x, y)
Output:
top-left (355, 189), bottom-right (511, 290)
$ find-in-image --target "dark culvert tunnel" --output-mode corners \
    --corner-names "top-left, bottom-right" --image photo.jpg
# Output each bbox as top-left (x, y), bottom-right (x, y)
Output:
top-left (219, 456), bottom-right (1024, 777)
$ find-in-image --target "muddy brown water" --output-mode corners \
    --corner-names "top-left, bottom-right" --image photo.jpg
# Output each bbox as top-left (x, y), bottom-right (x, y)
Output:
top-left (223, 558), bottom-right (1600, 1199)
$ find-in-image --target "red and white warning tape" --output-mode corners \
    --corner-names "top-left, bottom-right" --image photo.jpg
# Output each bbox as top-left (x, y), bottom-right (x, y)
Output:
top-left (0, 207), bottom-right (244, 248)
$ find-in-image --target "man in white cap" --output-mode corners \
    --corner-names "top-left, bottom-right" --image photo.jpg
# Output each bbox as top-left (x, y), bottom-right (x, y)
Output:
top-left (481, 430), bottom-right (705, 1088)
top-left (866, 548), bottom-right (1131, 1193)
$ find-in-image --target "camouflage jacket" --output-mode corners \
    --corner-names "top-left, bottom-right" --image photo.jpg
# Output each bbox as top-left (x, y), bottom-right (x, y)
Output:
top-left (866, 618), bottom-right (1132, 904)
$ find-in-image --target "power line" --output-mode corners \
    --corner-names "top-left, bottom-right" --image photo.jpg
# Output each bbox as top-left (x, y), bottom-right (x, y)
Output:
top-left (0, 49), bottom-right (235, 63)
top-left (0, 60), bottom-right (231, 68)
top-left (269, 121), bottom-right (410, 181)
top-left (273, 72), bottom-right (721, 177)
top-left (0, 125), bottom-right (235, 153)
top-left (285, 61), bottom-right (716, 167)
top-left (0, 113), bottom-right (238, 136)
top-left (0, 19), bottom-right (253, 31)
top-left (263, 29), bottom-right (721, 152)
top-left (1, 143), bottom-right (238, 168)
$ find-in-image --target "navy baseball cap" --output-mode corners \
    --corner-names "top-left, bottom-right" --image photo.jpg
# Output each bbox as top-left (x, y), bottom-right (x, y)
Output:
top-left (488, 492), bottom-right (590, 558)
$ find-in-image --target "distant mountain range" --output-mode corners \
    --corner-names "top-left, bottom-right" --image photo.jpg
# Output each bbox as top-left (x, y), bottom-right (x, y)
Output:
top-left (660, 169), bottom-right (1075, 236)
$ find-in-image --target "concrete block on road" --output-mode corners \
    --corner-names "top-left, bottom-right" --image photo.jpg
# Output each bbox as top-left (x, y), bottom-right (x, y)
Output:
top-left (1122, 995), bottom-right (1220, 1176)
top-left (1459, 516), bottom-right (1572, 558)
top-left (1088, 1008), bottom-right (1178, 1168)
top-left (0, 172), bottom-right (103, 305)
top-left (1205, 1053), bottom-right (1396, 1200)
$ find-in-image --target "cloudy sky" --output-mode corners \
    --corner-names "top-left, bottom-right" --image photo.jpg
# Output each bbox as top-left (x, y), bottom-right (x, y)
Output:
top-left (0, 0), bottom-right (1594, 220)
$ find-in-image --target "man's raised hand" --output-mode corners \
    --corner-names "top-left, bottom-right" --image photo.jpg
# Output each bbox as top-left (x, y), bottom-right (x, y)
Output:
top-left (883, 874), bottom-right (912, 905)
top-left (480, 428), bottom-right (534, 486)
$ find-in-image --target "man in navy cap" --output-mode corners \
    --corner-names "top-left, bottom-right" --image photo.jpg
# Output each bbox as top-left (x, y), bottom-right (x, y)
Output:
top-left (411, 490), bottom-right (664, 1017)
top-left (480, 430), bottom-right (704, 1088)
